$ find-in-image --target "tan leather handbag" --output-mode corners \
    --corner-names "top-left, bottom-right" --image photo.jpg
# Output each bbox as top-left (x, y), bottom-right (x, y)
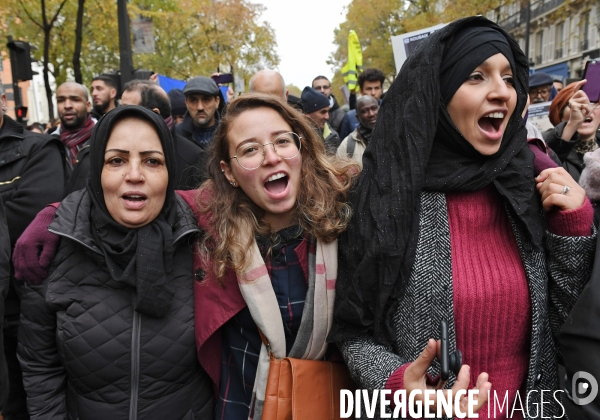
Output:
top-left (260, 332), bottom-right (356, 420)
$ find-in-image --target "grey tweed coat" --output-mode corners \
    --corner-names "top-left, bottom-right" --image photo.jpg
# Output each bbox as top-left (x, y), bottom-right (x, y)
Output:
top-left (338, 191), bottom-right (596, 419)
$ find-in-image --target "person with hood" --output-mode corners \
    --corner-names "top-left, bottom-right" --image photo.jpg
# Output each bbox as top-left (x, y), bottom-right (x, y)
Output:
top-left (543, 80), bottom-right (600, 182)
top-left (176, 76), bottom-right (225, 149)
top-left (329, 16), bottom-right (595, 418)
top-left (17, 106), bottom-right (213, 419)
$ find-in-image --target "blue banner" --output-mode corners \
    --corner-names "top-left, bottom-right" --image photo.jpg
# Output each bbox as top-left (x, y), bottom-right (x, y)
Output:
top-left (157, 75), bottom-right (186, 93)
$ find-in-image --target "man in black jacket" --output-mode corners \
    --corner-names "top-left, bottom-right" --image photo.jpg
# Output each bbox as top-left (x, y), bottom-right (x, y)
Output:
top-left (0, 81), bottom-right (65, 420)
top-left (121, 80), bottom-right (207, 189)
top-left (0, 200), bottom-right (10, 420)
top-left (51, 82), bottom-right (96, 194)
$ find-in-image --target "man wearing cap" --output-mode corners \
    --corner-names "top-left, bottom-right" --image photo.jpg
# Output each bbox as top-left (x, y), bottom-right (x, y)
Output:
top-left (529, 72), bottom-right (554, 104)
top-left (301, 86), bottom-right (340, 155)
top-left (176, 76), bottom-right (223, 149)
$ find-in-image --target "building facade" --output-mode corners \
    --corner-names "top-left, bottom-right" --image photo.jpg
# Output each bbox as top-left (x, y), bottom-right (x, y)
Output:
top-left (0, 52), bottom-right (55, 124)
top-left (487, 0), bottom-right (600, 82)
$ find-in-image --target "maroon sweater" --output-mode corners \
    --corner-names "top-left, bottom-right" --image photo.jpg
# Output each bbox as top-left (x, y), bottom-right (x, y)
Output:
top-left (386, 187), bottom-right (593, 419)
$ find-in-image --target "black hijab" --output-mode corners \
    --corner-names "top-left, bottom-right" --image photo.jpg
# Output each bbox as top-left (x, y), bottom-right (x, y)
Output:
top-left (329, 16), bottom-right (543, 346)
top-left (87, 105), bottom-right (178, 318)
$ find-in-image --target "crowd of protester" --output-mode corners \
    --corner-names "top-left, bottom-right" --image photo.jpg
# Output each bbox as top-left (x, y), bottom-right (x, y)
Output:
top-left (0, 14), bottom-right (599, 420)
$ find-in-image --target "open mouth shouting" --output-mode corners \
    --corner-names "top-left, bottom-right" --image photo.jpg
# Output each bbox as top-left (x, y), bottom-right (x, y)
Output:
top-left (478, 110), bottom-right (507, 141)
top-left (264, 172), bottom-right (289, 196)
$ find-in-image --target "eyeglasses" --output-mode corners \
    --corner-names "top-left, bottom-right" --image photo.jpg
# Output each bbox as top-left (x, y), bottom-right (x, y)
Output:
top-left (529, 87), bottom-right (551, 97)
top-left (230, 132), bottom-right (302, 170)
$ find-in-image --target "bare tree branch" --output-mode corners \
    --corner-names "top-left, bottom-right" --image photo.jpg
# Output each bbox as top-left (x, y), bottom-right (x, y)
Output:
top-left (17, 0), bottom-right (43, 30)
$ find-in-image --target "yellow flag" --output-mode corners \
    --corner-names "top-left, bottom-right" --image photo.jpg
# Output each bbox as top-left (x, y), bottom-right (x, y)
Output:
top-left (342, 30), bottom-right (363, 93)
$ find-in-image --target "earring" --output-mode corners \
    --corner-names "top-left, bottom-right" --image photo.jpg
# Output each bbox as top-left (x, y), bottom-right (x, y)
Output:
top-left (230, 181), bottom-right (237, 187)
top-left (221, 169), bottom-right (225, 173)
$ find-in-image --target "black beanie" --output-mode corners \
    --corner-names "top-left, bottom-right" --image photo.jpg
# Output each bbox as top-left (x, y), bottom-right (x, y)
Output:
top-left (167, 89), bottom-right (187, 116)
top-left (301, 87), bottom-right (330, 114)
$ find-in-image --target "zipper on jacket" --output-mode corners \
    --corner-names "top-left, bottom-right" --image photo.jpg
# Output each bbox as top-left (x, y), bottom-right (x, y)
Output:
top-left (129, 310), bottom-right (141, 420)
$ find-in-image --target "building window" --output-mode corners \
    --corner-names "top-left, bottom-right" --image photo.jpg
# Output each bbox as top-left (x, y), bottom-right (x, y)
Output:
top-left (581, 12), bottom-right (590, 51)
top-left (536, 31), bottom-right (544, 64)
top-left (555, 22), bottom-right (564, 59)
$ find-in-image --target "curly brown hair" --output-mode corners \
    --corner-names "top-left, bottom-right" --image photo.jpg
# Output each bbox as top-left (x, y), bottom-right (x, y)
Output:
top-left (197, 93), bottom-right (359, 280)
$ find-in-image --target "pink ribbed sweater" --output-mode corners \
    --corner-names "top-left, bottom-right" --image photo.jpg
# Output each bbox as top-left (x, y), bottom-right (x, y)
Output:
top-left (385, 187), bottom-right (593, 419)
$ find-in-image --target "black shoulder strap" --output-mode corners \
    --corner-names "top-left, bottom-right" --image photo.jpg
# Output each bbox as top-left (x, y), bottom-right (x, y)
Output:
top-left (346, 135), bottom-right (356, 159)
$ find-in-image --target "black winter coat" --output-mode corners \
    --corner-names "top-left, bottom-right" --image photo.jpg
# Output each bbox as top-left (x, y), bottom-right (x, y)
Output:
top-left (172, 130), bottom-right (208, 190)
top-left (0, 115), bottom-right (65, 319)
top-left (18, 190), bottom-right (214, 420)
top-left (0, 199), bottom-right (11, 414)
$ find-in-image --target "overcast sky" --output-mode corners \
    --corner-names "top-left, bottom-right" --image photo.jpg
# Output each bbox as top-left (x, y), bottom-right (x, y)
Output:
top-left (257, 0), bottom-right (350, 90)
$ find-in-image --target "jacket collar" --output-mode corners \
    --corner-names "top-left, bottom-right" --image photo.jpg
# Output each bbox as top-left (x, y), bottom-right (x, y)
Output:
top-left (0, 115), bottom-right (25, 141)
top-left (49, 189), bottom-right (200, 254)
top-left (330, 94), bottom-right (340, 112)
top-left (180, 109), bottom-right (220, 135)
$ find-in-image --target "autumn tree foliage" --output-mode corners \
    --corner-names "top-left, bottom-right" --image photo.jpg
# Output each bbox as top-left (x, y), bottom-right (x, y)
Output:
top-left (329, 0), bottom-right (502, 95)
top-left (1, 0), bottom-right (279, 117)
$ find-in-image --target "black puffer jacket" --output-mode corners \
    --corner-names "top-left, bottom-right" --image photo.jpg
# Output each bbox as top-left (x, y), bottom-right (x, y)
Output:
top-left (18, 190), bottom-right (214, 419)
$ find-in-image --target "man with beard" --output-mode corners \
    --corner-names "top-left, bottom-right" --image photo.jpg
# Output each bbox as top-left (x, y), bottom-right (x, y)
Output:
top-left (90, 75), bottom-right (117, 118)
top-left (176, 76), bottom-right (224, 149)
top-left (52, 82), bottom-right (96, 194)
top-left (312, 75), bottom-right (345, 132)
top-left (337, 95), bottom-right (379, 168)
top-left (121, 80), bottom-right (207, 188)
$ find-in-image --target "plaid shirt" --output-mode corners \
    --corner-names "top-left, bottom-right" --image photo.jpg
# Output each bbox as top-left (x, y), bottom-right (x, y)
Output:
top-left (216, 226), bottom-right (307, 420)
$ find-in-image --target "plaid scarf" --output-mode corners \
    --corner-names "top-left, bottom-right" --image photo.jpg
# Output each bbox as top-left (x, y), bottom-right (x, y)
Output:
top-left (60, 115), bottom-right (95, 164)
top-left (239, 235), bottom-right (338, 420)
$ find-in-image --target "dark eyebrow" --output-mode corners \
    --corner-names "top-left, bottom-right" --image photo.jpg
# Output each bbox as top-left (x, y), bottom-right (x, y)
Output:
top-left (479, 59), bottom-right (513, 73)
top-left (104, 149), bottom-right (164, 155)
top-left (238, 130), bottom-right (291, 145)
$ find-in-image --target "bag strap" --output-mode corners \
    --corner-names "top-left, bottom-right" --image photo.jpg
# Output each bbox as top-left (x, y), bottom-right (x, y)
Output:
top-left (346, 135), bottom-right (356, 159)
top-left (258, 328), bottom-right (276, 360)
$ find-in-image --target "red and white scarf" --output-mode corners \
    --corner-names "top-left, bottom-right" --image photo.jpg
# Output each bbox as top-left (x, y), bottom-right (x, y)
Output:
top-left (60, 115), bottom-right (95, 164)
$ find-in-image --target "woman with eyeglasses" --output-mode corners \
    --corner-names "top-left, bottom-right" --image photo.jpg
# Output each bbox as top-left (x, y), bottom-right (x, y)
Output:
top-left (544, 80), bottom-right (600, 182)
top-left (189, 93), bottom-right (358, 419)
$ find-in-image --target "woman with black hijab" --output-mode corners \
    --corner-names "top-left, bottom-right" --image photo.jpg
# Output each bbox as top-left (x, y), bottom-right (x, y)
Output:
top-left (329, 16), bottom-right (596, 417)
top-left (17, 106), bottom-right (213, 419)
